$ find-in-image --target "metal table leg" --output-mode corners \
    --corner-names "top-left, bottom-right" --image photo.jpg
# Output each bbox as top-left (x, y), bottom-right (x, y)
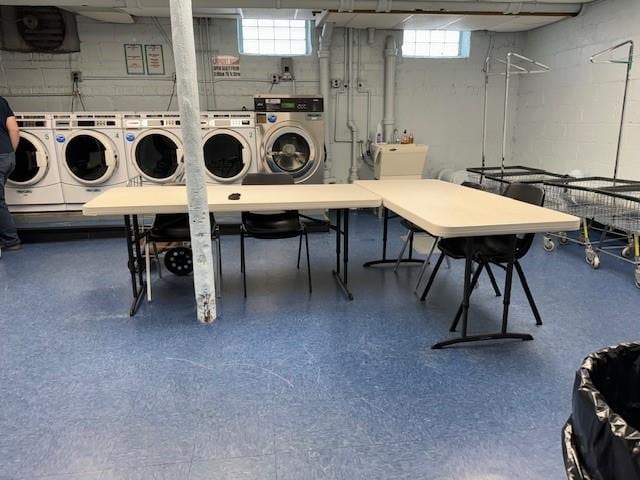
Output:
top-left (124, 214), bottom-right (146, 317)
top-left (331, 208), bottom-right (354, 300)
top-left (363, 207), bottom-right (423, 268)
top-left (432, 235), bottom-right (533, 349)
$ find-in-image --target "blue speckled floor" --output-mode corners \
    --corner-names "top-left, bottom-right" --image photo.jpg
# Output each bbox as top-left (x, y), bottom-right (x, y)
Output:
top-left (1, 211), bottom-right (637, 479)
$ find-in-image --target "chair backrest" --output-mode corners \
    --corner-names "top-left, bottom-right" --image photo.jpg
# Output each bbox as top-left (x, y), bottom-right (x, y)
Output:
top-left (503, 182), bottom-right (545, 258)
top-left (461, 181), bottom-right (484, 190)
top-left (242, 173), bottom-right (294, 186)
top-left (151, 212), bottom-right (216, 240)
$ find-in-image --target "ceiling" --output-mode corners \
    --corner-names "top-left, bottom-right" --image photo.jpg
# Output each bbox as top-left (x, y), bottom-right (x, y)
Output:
top-left (6, 0), bottom-right (597, 32)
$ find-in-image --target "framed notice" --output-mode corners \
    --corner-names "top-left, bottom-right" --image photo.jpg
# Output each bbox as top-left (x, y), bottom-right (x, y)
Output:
top-left (124, 44), bottom-right (145, 75)
top-left (145, 44), bottom-right (165, 75)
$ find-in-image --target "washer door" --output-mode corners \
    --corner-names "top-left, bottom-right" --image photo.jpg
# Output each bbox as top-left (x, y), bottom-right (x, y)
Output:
top-left (8, 132), bottom-right (49, 186)
top-left (133, 129), bottom-right (183, 183)
top-left (203, 129), bottom-right (251, 183)
top-left (264, 125), bottom-right (319, 183)
top-left (63, 130), bottom-right (117, 185)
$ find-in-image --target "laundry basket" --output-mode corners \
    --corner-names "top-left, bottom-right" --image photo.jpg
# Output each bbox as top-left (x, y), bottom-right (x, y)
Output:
top-left (562, 342), bottom-right (640, 479)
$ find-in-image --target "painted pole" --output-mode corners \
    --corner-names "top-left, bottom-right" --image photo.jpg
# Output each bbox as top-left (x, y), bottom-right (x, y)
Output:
top-left (169, 0), bottom-right (216, 323)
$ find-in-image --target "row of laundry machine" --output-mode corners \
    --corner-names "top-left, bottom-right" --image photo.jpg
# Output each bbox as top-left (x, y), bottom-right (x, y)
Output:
top-left (7, 94), bottom-right (325, 213)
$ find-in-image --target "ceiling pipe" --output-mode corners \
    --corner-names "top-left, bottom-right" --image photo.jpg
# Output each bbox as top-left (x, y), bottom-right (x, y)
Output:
top-left (383, 34), bottom-right (397, 144)
top-left (318, 22), bottom-right (335, 183)
top-left (367, 27), bottom-right (375, 45)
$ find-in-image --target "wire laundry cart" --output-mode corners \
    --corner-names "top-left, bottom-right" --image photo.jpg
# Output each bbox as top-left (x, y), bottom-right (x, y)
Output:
top-left (467, 166), bottom-right (569, 194)
top-left (542, 177), bottom-right (640, 285)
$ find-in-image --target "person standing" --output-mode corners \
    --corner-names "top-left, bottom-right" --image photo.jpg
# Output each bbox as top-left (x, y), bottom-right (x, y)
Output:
top-left (0, 95), bottom-right (21, 250)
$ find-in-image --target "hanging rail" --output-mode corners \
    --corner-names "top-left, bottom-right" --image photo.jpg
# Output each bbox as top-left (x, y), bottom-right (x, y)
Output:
top-left (590, 40), bottom-right (634, 181)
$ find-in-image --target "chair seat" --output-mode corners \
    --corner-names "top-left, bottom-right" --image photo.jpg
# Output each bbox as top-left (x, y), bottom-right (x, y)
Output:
top-left (150, 213), bottom-right (215, 241)
top-left (400, 219), bottom-right (425, 233)
top-left (438, 237), bottom-right (472, 259)
top-left (242, 212), bottom-right (303, 239)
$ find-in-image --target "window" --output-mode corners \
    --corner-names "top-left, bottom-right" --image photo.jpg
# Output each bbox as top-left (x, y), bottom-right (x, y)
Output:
top-left (239, 19), bottom-right (310, 56)
top-left (402, 30), bottom-right (469, 58)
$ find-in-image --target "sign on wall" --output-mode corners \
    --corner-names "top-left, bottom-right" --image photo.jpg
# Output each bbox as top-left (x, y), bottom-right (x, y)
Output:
top-left (124, 44), bottom-right (144, 75)
top-left (212, 55), bottom-right (241, 78)
top-left (145, 44), bottom-right (165, 75)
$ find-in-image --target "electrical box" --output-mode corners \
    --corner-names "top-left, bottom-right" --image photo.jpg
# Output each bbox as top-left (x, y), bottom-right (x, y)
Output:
top-left (371, 143), bottom-right (429, 180)
top-left (281, 57), bottom-right (294, 81)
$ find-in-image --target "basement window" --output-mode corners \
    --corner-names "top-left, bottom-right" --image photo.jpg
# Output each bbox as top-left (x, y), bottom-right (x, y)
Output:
top-left (238, 19), bottom-right (311, 56)
top-left (402, 30), bottom-right (470, 58)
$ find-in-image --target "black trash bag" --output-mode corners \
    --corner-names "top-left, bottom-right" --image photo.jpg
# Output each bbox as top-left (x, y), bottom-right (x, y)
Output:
top-left (563, 342), bottom-right (640, 480)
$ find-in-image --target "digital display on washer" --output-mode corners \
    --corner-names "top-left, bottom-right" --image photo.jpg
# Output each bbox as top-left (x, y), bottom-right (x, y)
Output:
top-left (254, 97), bottom-right (323, 112)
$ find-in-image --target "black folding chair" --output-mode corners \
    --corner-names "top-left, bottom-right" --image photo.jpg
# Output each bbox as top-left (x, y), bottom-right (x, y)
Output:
top-left (240, 173), bottom-right (311, 297)
top-left (146, 213), bottom-right (221, 301)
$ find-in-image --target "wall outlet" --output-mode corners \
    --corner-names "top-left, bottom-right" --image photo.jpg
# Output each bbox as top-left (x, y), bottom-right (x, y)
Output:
top-left (71, 71), bottom-right (82, 83)
top-left (331, 78), bottom-right (341, 88)
top-left (271, 73), bottom-right (280, 84)
top-left (357, 79), bottom-right (365, 89)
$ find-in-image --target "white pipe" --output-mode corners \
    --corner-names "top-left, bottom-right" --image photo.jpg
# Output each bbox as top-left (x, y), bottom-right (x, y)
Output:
top-left (318, 22), bottom-right (335, 183)
top-left (383, 35), bottom-right (397, 143)
top-left (169, 0), bottom-right (217, 323)
top-left (347, 28), bottom-right (359, 183)
top-left (367, 27), bottom-right (375, 45)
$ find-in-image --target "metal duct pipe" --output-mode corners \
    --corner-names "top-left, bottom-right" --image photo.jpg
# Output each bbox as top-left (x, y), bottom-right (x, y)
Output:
top-left (347, 28), bottom-right (359, 183)
top-left (156, 1), bottom-right (584, 15)
top-left (383, 34), bottom-right (397, 143)
top-left (318, 22), bottom-right (335, 183)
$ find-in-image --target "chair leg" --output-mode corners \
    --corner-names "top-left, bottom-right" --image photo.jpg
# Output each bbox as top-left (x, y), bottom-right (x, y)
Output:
top-left (394, 230), bottom-right (412, 272)
top-left (297, 233), bottom-right (303, 269)
top-left (304, 229), bottom-right (312, 294)
top-left (152, 241), bottom-right (162, 278)
top-left (444, 255), bottom-right (451, 269)
top-left (145, 240), bottom-right (152, 302)
top-left (485, 263), bottom-right (502, 297)
top-left (514, 260), bottom-right (542, 326)
top-left (214, 236), bottom-right (222, 299)
top-left (414, 235), bottom-right (439, 293)
top-left (450, 262), bottom-right (485, 331)
top-left (240, 230), bottom-right (247, 298)
top-left (420, 252), bottom-right (445, 302)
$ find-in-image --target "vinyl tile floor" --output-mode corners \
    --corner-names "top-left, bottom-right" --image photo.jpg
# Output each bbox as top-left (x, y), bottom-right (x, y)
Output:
top-left (0, 211), bottom-right (637, 479)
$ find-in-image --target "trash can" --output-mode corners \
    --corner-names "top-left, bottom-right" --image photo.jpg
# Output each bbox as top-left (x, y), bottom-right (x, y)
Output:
top-left (563, 342), bottom-right (640, 480)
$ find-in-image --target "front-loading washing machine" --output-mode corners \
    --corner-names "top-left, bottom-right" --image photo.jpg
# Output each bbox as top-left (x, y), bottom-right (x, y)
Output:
top-left (123, 112), bottom-right (184, 184)
top-left (53, 112), bottom-right (130, 210)
top-left (254, 95), bottom-right (325, 184)
top-left (6, 113), bottom-right (66, 212)
top-left (201, 111), bottom-right (257, 184)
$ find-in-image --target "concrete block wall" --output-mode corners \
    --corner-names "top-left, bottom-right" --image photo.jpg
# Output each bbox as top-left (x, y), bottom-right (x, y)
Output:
top-left (512, 0), bottom-right (640, 180)
top-left (0, 14), bottom-right (519, 183)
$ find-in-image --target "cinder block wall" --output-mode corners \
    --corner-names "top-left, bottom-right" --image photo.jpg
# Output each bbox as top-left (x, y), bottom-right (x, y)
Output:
top-left (512, 0), bottom-right (640, 180)
top-left (0, 15), bottom-right (520, 183)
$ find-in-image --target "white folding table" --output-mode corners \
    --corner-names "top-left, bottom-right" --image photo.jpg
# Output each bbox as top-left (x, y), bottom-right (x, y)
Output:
top-left (83, 184), bottom-right (382, 315)
top-left (356, 179), bottom-right (580, 348)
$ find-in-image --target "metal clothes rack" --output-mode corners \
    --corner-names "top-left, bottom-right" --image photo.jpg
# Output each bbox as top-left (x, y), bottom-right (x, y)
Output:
top-left (590, 40), bottom-right (634, 180)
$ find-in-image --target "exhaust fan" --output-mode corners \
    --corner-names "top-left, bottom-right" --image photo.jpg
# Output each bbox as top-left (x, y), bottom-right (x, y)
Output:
top-left (0, 6), bottom-right (80, 53)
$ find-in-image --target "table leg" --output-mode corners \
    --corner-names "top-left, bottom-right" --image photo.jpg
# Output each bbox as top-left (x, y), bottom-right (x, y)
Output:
top-left (124, 214), bottom-right (145, 317)
top-left (332, 208), bottom-right (354, 300)
top-left (432, 235), bottom-right (533, 349)
top-left (363, 207), bottom-right (424, 268)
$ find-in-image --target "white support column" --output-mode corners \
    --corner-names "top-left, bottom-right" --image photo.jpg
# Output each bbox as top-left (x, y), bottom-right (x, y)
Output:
top-left (169, 0), bottom-right (217, 323)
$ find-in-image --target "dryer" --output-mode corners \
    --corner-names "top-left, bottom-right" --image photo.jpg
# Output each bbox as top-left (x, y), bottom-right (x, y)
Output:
top-left (6, 113), bottom-right (66, 212)
top-left (201, 111), bottom-right (257, 184)
top-left (254, 95), bottom-right (325, 184)
top-left (123, 112), bottom-right (184, 184)
top-left (53, 112), bottom-right (130, 210)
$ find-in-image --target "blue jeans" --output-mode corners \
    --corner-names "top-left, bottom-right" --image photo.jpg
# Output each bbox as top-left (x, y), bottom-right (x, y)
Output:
top-left (0, 151), bottom-right (19, 245)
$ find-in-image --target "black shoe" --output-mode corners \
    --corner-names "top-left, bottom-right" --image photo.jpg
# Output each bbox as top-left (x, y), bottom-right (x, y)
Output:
top-left (1, 241), bottom-right (22, 251)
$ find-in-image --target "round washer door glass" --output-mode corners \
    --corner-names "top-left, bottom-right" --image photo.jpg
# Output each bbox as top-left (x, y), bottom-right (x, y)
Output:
top-left (10, 136), bottom-right (42, 184)
top-left (135, 134), bottom-right (179, 180)
top-left (65, 134), bottom-right (109, 182)
top-left (203, 134), bottom-right (245, 180)
top-left (270, 132), bottom-right (311, 174)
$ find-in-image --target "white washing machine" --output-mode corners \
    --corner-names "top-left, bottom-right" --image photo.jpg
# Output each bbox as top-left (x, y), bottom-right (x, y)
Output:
top-left (201, 111), bottom-right (257, 184)
top-left (6, 113), bottom-right (66, 212)
top-left (123, 112), bottom-right (184, 184)
top-left (53, 112), bottom-right (130, 210)
top-left (254, 95), bottom-right (325, 184)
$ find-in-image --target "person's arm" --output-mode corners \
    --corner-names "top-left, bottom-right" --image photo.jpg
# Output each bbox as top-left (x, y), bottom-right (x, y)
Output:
top-left (6, 116), bottom-right (19, 151)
